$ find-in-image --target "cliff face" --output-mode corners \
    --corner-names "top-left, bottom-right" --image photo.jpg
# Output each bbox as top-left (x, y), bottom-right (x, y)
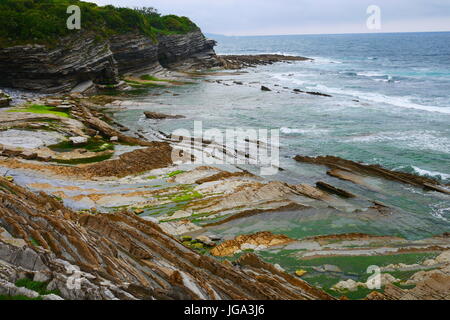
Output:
top-left (0, 35), bottom-right (119, 93)
top-left (0, 177), bottom-right (332, 300)
top-left (0, 31), bottom-right (219, 93)
top-left (157, 31), bottom-right (219, 69)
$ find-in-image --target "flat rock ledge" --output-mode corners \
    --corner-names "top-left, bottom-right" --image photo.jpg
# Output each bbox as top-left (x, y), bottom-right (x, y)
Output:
top-left (218, 54), bottom-right (312, 69)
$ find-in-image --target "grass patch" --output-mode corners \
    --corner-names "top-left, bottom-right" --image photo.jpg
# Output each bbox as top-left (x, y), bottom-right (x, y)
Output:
top-left (258, 250), bottom-right (438, 300)
top-left (49, 138), bottom-right (114, 153)
top-left (29, 238), bottom-right (41, 247)
top-left (15, 278), bottom-right (60, 296)
top-left (167, 170), bottom-right (185, 178)
top-left (52, 153), bottom-right (113, 165)
top-left (125, 79), bottom-right (166, 88)
top-left (170, 190), bottom-right (203, 203)
top-left (8, 104), bottom-right (70, 118)
top-left (0, 1), bottom-right (199, 48)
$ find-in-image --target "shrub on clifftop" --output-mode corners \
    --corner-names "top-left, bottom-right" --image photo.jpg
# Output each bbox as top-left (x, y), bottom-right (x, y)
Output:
top-left (0, 0), bottom-right (199, 48)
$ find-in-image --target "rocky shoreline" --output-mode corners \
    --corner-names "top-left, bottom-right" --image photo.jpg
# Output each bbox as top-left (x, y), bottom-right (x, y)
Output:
top-left (1, 31), bottom-right (450, 300)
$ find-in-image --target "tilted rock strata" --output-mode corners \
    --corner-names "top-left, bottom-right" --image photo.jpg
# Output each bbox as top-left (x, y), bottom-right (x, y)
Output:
top-left (0, 34), bottom-right (119, 93)
top-left (0, 31), bottom-right (219, 93)
top-left (294, 155), bottom-right (450, 195)
top-left (0, 143), bottom-right (173, 180)
top-left (0, 178), bottom-right (333, 300)
top-left (109, 33), bottom-right (161, 75)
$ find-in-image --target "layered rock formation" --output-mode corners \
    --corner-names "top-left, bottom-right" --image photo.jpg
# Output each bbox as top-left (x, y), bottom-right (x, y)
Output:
top-left (0, 31), bottom-right (219, 93)
top-left (157, 31), bottom-right (219, 70)
top-left (294, 155), bottom-right (450, 195)
top-left (0, 34), bottom-right (119, 93)
top-left (0, 177), bottom-right (333, 300)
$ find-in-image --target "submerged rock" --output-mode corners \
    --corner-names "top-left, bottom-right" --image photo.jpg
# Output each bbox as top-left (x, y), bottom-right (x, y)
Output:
top-left (294, 155), bottom-right (450, 195)
top-left (144, 111), bottom-right (185, 120)
top-left (0, 30), bottom-right (220, 93)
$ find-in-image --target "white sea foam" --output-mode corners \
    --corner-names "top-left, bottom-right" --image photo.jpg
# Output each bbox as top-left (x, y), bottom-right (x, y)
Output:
top-left (271, 73), bottom-right (309, 86)
top-left (431, 203), bottom-right (450, 222)
top-left (346, 131), bottom-right (450, 154)
top-left (411, 166), bottom-right (450, 181)
top-left (310, 84), bottom-right (450, 115)
top-left (310, 57), bottom-right (342, 64)
top-left (357, 71), bottom-right (386, 77)
top-left (280, 127), bottom-right (329, 135)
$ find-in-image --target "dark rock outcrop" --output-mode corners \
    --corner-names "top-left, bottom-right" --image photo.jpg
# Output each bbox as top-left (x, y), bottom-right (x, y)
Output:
top-left (0, 34), bottom-right (119, 93)
top-left (144, 111), bottom-right (185, 120)
top-left (293, 88), bottom-right (332, 97)
top-left (0, 31), bottom-right (219, 93)
top-left (109, 33), bottom-right (160, 75)
top-left (157, 31), bottom-right (219, 69)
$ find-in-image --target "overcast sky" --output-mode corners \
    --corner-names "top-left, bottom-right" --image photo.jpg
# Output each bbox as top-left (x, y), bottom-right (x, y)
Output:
top-left (91, 0), bottom-right (450, 36)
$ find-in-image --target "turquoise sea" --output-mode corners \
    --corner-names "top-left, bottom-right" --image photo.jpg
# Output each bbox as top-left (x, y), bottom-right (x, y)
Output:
top-left (113, 32), bottom-right (450, 237)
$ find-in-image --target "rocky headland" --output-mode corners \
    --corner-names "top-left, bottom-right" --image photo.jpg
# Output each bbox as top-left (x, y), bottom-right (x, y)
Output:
top-left (1, 1), bottom-right (449, 301)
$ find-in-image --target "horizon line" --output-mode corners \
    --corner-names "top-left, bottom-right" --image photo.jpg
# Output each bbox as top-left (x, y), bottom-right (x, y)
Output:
top-left (206, 30), bottom-right (450, 37)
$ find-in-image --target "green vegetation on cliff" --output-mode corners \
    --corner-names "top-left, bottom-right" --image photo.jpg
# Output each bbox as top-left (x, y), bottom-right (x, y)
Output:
top-left (0, 0), bottom-right (199, 47)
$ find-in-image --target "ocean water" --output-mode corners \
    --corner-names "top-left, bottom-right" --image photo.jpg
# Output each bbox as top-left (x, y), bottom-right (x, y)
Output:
top-left (113, 32), bottom-right (450, 236)
top-left (211, 32), bottom-right (450, 180)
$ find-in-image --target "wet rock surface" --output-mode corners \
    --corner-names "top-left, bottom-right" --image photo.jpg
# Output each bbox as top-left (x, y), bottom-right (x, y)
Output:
top-left (0, 34), bottom-right (119, 93)
top-left (0, 177), bottom-right (333, 300)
